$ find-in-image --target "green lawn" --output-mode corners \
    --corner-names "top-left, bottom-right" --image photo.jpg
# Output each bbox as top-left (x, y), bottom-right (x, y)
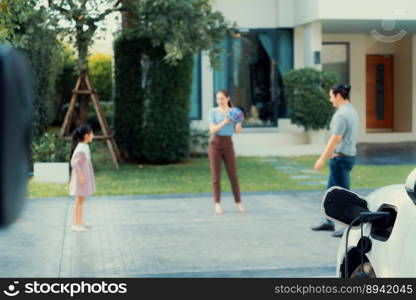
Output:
top-left (28, 145), bottom-right (414, 198)
top-left (291, 156), bottom-right (413, 189)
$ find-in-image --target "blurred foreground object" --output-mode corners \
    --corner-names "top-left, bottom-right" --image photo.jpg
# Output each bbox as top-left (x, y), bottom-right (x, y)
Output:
top-left (0, 45), bottom-right (33, 228)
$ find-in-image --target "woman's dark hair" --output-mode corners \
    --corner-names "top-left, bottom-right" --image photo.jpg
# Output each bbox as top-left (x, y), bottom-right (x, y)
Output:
top-left (70, 124), bottom-right (92, 159)
top-left (331, 84), bottom-right (351, 100)
top-left (217, 89), bottom-right (234, 108)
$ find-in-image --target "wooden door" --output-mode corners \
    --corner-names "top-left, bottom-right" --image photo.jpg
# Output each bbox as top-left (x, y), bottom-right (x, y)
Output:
top-left (366, 55), bottom-right (393, 130)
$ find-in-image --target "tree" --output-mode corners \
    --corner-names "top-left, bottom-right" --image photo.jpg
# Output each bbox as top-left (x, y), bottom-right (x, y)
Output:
top-left (0, 0), bottom-right (44, 47)
top-left (0, 0), bottom-right (64, 137)
top-left (47, 0), bottom-right (122, 73)
top-left (122, 0), bottom-right (237, 68)
top-left (47, 0), bottom-right (123, 126)
top-left (114, 0), bottom-right (236, 163)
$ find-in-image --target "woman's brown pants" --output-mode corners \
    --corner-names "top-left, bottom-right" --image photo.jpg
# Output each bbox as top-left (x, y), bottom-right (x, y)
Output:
top-left (208, 135), bottom-right (241, 203)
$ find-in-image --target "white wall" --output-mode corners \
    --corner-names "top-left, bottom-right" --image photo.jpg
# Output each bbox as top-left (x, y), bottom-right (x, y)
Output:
top-left (294, 26), bottom-right (305, 68)
top-left (303, 22), bottom-right (322, 69)
top-left (213, 0), bottom-right (279, 28)
top-left (276, 0), bottom-right (295, 27)
top-left (293, 0), bottom-right (320, 26)
top-left (318, 0), bottom-right (416, 21)
top-left (293, 0), bottom-right (416, 26)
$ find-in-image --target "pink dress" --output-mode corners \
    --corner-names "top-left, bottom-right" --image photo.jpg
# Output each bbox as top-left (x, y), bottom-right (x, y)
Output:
top-left (69, 143), bottom-right (96, 197)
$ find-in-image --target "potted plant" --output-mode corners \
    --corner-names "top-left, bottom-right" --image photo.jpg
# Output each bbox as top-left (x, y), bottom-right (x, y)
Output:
top-left (283, 68), bottom-right (338, 144)
top-left (32, 132), bottom-right (70, 183)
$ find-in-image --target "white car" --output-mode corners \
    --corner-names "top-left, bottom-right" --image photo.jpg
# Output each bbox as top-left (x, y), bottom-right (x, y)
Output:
top-left (322, 170), bottom-right (416, 278)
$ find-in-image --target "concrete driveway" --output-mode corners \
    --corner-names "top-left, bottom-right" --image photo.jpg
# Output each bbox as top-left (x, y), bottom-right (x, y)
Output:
top-left (0, 189), bottom-right (375, 278)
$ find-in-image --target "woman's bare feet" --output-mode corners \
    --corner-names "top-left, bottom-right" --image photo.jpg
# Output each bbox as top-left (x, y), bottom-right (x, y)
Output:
top-left (237, 203), bottom-right (246, 213)
top-left (215, 203), bottom-right (223, 215)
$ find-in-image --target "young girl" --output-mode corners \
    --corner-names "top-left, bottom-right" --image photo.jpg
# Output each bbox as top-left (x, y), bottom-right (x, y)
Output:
top-left (69, 124), bottom-right (95, 232)
top-left (208, 89), bottom-right (246, 215)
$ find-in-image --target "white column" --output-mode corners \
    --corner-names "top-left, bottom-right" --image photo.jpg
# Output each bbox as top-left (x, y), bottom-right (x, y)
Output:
top-left (192, 52), bottom-right (214, 129)
top-left (303, 21), bottom-right (322, 70)
top-left (294, 26), bottom-right (305, 68)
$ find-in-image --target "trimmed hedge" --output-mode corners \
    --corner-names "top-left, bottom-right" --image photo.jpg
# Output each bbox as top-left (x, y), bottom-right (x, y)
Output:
top-left (114, 36), bottom-right (193, 163)
top-left (283, 68), bottom-right (339, 131)
top-left (142, 45), bottom-right (193, 163)
top-left (114, 36), bottom-right (146, 161)
top-left (27, 27), bottom-right (64, 138)
top-left (55, 47), bottom-right (77, 126)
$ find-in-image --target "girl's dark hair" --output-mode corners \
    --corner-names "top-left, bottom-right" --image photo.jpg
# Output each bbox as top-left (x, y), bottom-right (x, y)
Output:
top-left (217, 89), bottom-right (234, 108)
top-left (70, 124), bottom-right (92, 158)
top-left (331, 84), bottom-right (351, 100)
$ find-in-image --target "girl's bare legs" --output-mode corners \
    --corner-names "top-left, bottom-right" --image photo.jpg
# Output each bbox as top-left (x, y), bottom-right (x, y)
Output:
top-left (74, 196), bottom-right (86, 225)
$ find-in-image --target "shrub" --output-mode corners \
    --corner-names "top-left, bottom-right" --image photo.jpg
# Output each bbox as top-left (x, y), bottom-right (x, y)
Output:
top-left (88, 101), bottom-right (114, 131)
top-left (283, 68), bottom-right (339, 131)
top-left (88, 53), bottom-right (113, 103)
top-left (32, 133), bottom-right (70, 163)
top-left (190, 128), bottom-right (209, 156)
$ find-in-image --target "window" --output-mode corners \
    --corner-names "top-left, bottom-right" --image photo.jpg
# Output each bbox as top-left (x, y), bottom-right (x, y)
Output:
top-left (213, 29), bottom-right (294, 126)
top-left (322, 43), bottom-right (350, 84)
top-left (190, 53), bottom-right (202, 120)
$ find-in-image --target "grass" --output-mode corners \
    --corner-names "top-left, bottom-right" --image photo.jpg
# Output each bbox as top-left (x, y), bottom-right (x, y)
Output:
top-left (27, 144), bottom-right (415, 198)
top-left (291, 156), bottom-right (413, 189)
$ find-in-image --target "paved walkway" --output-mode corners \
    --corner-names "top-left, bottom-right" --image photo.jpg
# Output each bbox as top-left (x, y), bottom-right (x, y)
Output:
top-left (260, 158), bottom-right (328, 187)
top-left (0, 189), bottom-right (375, 278)
top-left (357, 142), bottom-right (416, 165)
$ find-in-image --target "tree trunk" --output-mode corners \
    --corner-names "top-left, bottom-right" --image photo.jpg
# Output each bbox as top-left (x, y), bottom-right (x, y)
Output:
top-left (121, 0), bottom-right (137, 29)
top-left (77, 95), bottom-right (89, 126)
top-left (76, 29), bottom-right (90, 125)
top-left (76, 41), bottom-right (89, 74)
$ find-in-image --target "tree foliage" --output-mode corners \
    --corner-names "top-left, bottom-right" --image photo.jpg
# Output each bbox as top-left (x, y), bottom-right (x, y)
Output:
top-left (114, 0), bottom-right (236, 163)
top-left (0, 0), bottom-right (64, 137)
top-left (47, 0), bottom-right (122, 73)
top-left (122, 0), bottom-right (236, 68)
top-left (0, 0), bottom-right (50, 47)
top-left (88, 53), bottom-right (113, 103)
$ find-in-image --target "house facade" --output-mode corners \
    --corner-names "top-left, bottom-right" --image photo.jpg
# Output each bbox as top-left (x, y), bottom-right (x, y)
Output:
top-left (190, 0), bottom-right (416, 155)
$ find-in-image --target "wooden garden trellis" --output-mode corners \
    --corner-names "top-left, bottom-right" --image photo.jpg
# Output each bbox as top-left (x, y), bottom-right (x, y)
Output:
top-left (59, 72), bottom-right (121, 170)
